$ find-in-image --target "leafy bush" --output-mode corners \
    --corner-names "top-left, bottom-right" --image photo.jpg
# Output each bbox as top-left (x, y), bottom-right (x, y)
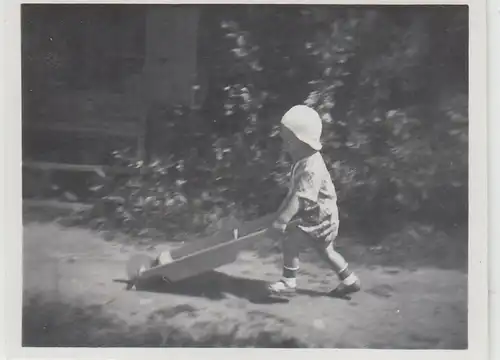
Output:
top-left (194, 5), bottom-right (468, 229)
top-left (32, 6), bottom-right (468, 241)
top-left (83, 107), bottom-right (289, 238)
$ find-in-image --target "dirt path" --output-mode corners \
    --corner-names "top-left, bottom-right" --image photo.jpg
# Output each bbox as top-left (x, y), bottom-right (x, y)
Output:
top-left (22, 221), bottom-right (468, 349)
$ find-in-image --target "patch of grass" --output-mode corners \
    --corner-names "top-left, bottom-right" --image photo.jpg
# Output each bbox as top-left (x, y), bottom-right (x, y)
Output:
top-left (148, 305), bottom-right (198, 321)
top-left (22, 295), bottom-right (310, 348)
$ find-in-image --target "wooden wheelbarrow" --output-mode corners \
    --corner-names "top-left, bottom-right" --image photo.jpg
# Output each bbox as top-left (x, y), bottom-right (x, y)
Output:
top-left (125, 215), bottom-right (286, 289)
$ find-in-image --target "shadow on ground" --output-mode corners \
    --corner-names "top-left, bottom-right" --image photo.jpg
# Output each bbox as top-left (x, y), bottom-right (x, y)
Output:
top-left (22, 295), bottom-right (310, 347)
top-left (115, 271), bottom-right (340, 304)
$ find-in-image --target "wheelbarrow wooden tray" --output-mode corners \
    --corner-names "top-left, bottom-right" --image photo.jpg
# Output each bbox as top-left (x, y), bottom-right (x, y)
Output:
top-left (136, 215), bottom-right (275, 283)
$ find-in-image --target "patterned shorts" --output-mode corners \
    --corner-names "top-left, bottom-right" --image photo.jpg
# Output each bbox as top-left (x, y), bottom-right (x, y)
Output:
top-left (297, 219), bottom-right (339, 245)
top-left (296, 201), bottom-right (339, 244)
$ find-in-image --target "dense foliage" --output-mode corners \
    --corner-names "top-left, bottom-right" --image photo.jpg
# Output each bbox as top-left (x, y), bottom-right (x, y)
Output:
top-left (194, 6), bottom-right (468, 226)
top-left (24, 5), bottom-right (469, 239)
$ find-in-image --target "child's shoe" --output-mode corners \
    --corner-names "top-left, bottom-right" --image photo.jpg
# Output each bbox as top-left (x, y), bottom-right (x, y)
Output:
top-left (329, 278), bottom-right (361, 299)
top-left (267, 278), bottom-right (297, 296)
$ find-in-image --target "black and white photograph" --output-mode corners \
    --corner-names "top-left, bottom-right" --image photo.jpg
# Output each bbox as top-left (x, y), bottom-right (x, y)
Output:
top-left (2, 0), bottom-right (488, 354)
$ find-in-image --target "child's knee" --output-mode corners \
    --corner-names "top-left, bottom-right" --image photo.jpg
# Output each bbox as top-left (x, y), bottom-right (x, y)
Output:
top-left (281, 235), bottom-right (297, 249)
top-left (317, 241), bottom-right (336, 257)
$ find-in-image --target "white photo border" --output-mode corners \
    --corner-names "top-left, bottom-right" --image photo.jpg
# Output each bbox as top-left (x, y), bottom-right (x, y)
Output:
top-left (1, 0), bottom-right (488, 359)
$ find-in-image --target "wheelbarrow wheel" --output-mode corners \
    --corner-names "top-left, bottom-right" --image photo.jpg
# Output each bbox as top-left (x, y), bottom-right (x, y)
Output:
top-left (126, 254), bottom-right (154, 289)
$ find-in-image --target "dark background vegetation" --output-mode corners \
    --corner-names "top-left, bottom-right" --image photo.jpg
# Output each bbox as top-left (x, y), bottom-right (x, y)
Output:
top-left (22, 5), bottom-right (468, 244)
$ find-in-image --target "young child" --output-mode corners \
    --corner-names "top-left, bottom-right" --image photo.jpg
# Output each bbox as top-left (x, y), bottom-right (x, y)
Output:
top-left (268, 105), bottom-right (361, 298)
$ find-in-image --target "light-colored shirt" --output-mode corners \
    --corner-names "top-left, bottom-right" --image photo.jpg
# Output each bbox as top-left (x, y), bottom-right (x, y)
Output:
top-left (288, 152), bottom-right (339, 241)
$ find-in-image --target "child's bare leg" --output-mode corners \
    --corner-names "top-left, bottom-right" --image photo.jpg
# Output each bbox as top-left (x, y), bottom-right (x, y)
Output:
top-left (314, 242), bottom-right (348, 273)
top-left (267, 233), bottom-right (299, 293)
top-left (311, 240), bottom-right (361, 296)
top-left (282, 234), bottom-right (300, 279)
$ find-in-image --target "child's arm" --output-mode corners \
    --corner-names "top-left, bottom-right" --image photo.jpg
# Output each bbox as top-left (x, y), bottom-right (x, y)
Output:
top-left (273, 193), bottom-right (301, 231)
top-left (275, 191), bottom-right (290, 215)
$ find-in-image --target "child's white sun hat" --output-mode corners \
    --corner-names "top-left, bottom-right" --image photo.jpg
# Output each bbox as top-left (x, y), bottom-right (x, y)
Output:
top-left (281, 105), bottom-right (323, 151)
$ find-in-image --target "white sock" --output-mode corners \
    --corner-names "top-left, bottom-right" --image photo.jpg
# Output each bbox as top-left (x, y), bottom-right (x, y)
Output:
top-left (342, 273), bottom-right (358, 286)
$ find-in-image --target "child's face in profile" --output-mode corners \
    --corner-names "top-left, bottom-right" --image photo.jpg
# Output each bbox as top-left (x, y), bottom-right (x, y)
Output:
top-left (280, 125), bottom-right (297, 155)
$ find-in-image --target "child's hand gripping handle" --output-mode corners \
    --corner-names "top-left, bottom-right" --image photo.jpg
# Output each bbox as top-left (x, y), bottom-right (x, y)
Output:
top-left (268, 218), bottom-right (302, 239)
